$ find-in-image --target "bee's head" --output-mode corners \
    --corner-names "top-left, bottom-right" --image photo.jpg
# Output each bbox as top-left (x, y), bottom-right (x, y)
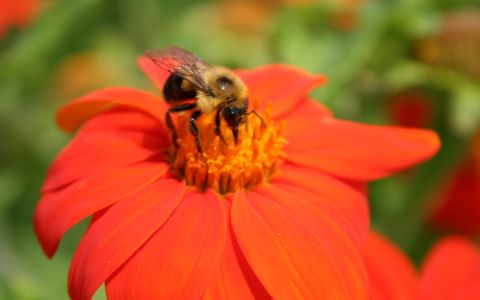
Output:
top-left (222, 100), bottom-right (248, 144)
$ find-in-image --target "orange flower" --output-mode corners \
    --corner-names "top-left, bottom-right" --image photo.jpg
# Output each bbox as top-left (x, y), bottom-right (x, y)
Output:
top-left (363, 232), bottom-right (480, 300)
top-left (52, 53), bottom-right (122, 100)
top-left (34, 57), bottom-right (439, 299)
top-left (0, 0), bottom-right (39, 38)
top-left (415, 10), bottom-right (480, 79)
top-left (419, 237), bottom-right (480, 300)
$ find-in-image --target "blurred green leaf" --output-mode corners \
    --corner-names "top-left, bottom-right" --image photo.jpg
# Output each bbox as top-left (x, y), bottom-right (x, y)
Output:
top-left (450, 85), bottom-right (480, 136)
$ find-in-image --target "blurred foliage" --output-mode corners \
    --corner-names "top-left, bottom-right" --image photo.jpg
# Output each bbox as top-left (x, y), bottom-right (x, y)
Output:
top-left (1, 0), bottom-right (480, 298)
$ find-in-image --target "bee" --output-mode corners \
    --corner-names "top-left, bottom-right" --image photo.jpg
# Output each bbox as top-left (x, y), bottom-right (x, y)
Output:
top-left (146, 46), bottom-right (263, 154)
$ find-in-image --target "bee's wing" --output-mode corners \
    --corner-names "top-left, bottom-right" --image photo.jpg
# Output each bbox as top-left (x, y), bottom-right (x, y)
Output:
top-left (146, 47), bottom-right (213, 94)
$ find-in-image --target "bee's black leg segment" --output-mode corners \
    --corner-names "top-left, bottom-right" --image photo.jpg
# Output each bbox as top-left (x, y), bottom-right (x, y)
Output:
top-left (168, 102), bottom-right (197, 114)
top-left (214, 109), bottom-right (227, 145)
top-left (165, 111), bottom-right (179, 149)
top-left (189, 110), bottom-right (209, 187)
top-left (166, 103), bottom-right (197, 148)
top-left (232, 127), bottom-right (239, 145)
top-left (189, 110), bottom-right (206, 158)
top-left (248, 110), bottom-right (266, 128)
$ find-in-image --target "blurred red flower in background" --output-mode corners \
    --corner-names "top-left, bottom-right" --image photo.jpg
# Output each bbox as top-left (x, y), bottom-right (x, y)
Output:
top-left (34, 57), bottom-right (439, 299)
top-left (420, 236), bottom-right (480, 300)
top-left (430, 132), bottom-right (480, 236)
top-left (0, 0), bottom-right (39, 38)
top-left (387, 89), bottom-right (435, 128)
top-left (363, 232), bottom-right (480, 300)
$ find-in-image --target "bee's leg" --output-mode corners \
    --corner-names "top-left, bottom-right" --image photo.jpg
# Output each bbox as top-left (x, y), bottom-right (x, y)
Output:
top-left (189, 110), bottom-right (207, 159)
top-left (189, 110), bottom-right (209, 188)
top-left (247, 110), bottom-right (266, 128)
top-left (166, 103), bottom-right (197, 148)
top-left (165, 112), bottom-right (178, 149)
top-left (214, 109), bottom-right (227, 145)
top-left (232, 127), bottom-right (239, 145)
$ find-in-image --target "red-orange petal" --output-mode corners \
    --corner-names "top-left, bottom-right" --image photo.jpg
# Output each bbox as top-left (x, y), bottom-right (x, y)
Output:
top-left (138, 55), bottom-right (172, 91)
top-left (68, 178), bottom-right (185, 300)
top-left (420, 237), bottom-right (480, 300)
top-left (281, 98), bottom-right (332, 137)
top-left (455, 277), bottom-right (480, 300)
top-left (270, 163), bottom-right (369, 247)
top-left (285, 118), bottom-right (440, 180)
top-left (43, 109), bottom-right (169, 192)
top-left (56, 87), bottom-right (167, 132)
top-left (362, 231), bottom-right (418, 300)
top-left (237, 65), bottom-right (327, 118)
top-left (74, 107), bottom-right (166, 134)
top-left (231, 190), bottom-right (368, 300)
top-left (105, 189), bottom-right (226, 300)
top-left (202, 199), bottom-right (271, 300)
top-left (34, 160), bottom-right (167, 257)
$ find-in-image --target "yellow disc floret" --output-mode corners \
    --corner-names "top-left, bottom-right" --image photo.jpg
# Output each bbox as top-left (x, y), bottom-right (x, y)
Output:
top-left (169, 105), bottom-right (286, 194)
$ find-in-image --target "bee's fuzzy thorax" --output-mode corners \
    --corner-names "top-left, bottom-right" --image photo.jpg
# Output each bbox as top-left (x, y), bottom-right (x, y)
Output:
top-left (202, 66), bottom-right (248, 105)
top-left (196, 91), bottom-right (222, 113)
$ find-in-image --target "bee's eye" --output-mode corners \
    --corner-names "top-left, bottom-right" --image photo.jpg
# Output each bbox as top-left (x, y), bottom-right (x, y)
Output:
top-left (223, 106), bottom-right (238, 118)
top-left (216, 76), bottom-right (233, 91)
top-left (223, 105), bottom-right (247, 127)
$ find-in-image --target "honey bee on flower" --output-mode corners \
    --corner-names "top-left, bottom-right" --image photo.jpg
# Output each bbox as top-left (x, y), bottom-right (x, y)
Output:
top-left (146, 46), bottom-right (264, 151)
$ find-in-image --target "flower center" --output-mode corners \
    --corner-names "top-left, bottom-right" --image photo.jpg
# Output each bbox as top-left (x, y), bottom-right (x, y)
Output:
top-left (168, 106), bottom-right (286, 194)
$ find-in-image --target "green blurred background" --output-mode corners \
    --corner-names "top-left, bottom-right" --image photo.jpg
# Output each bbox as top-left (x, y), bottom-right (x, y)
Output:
top-left (1, 0), bottom-right (480, 298)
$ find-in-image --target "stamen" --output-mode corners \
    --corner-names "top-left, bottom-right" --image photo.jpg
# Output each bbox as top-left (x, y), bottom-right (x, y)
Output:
top-left (168, 105), bottom-right (286, 194)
